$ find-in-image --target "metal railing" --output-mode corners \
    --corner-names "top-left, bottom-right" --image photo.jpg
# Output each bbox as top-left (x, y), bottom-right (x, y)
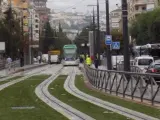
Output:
top-left (84, 64), bottom-right (160, 105)
top-left (117, 64), bottom-right (143, 73)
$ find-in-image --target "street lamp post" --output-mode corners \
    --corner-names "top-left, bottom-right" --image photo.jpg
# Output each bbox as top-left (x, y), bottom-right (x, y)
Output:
top-left (122, 0), bottom-right (130, 71)
top-left (105, 0), bottom-right (112, 70)
top-left (87, 2), bottom-right (100, 61)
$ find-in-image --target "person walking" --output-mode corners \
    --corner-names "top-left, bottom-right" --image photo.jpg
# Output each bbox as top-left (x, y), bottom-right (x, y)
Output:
top-left (6, 56), bottom-right (12, 71)
top-left (94, 56), bottom-right (99, 69)
top-left (85, 55), bottom-right (92, 66)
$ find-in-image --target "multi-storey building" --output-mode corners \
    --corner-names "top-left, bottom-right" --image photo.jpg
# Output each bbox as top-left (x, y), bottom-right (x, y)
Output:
top-left (155, 0), bottom-right (160, 7)
top-left (29, 7), bottom-right (40, 45)
top-left (33, 0), bottom-right (50, 32)
top-left (128, 0), bottom-right (155, 21)
top-left (110, 8), bottom-right (122, 30)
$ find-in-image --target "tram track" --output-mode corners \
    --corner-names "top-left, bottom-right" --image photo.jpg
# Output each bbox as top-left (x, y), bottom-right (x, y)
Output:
top-left (35, 66), bottom-right (94, 120)
top-left (64, 67), bottom-right (159, 120)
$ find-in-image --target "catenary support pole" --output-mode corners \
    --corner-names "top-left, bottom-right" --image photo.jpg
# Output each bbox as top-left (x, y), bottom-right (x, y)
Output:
top-left (106, 0), bottom-right (112, 70)
top-left (122, 0), bottom-right (130, 71)
top-left (92, 8), bottom-right (96, 56)
top-left (97, 0), bottom-right (100, 63)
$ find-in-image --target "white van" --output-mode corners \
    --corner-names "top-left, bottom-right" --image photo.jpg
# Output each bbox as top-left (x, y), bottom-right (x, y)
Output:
top-left (49, 55), bottom-right (60, 64)
top-left (133, 56), bottom-right (154, 70)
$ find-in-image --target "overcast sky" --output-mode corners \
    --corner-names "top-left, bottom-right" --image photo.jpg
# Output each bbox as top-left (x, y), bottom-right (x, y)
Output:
top-left (46, 0), bottom-right (121, 13)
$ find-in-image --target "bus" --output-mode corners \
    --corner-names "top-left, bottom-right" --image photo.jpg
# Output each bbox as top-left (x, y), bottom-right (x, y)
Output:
top-left (62, 44), bottom-right (79, 66)
top-left (133, 44), bottom-right (160, 60)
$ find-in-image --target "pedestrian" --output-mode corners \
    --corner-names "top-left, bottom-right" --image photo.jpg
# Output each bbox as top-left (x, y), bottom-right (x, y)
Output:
top-left (85, 55), bottom-right (92, 66)
top-left (6, 56), bottom-right (12, 71)
top-left (94, 56), bottom-right (99, 69)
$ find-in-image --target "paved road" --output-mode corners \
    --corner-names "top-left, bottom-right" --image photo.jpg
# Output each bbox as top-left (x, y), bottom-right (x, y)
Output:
top-left (64, 67), bottom-right (159, 120)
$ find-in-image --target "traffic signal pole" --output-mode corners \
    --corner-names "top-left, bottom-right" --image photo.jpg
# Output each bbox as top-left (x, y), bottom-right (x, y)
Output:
top-left (105, 0), bottom-right (112, 70)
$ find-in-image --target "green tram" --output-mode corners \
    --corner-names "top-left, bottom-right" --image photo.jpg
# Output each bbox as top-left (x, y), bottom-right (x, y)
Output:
top-left (62, 44), bottom-right (79, 66)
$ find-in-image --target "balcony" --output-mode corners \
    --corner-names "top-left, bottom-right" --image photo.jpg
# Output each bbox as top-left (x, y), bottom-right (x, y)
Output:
top-left (133, 0), bottom-right (146, 6)
top-left (23, 19), bottom-right (28, 25)
top-left (20, 2), bottom-right (28, 9)
top-left (23, 26), bottom-right (28, 32)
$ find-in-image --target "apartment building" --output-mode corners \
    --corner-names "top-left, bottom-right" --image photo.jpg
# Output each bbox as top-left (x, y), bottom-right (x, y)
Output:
top-left (128, 0), bottom-right (155, 21)
top-left (29, 7), bottom-right (40, 46)
top-left (155, 0), bottom-right (160, 7)
top-left (110, 8), bottom-right (122, 30)
top-left (33, 0), bottom-right (50, 32)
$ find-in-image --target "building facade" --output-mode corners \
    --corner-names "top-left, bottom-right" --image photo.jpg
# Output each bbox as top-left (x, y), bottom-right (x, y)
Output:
top-left (29, 7), bottom-right (40, 42)
top-left (33, 0), bottom-right (50, 32)
top-left (110, 8), bottom-right (122, 30)
top-left (155, 0), bottom-right (160, 7)
top-left (128, 0), bottom-right (155, 21)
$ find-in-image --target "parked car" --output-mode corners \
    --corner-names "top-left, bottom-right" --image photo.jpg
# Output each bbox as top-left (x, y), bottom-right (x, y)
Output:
top-left (145, 61), bottom-right (160, 83)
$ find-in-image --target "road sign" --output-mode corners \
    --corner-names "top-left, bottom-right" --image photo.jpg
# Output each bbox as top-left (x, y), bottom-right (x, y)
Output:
top-left (105, 35), bottom-right (112, 45)
top-left (112, 42), bottom-right (120, 50)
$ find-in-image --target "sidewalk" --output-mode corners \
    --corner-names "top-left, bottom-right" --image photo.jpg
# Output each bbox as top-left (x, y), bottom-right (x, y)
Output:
top-left (0, 63), bottom-right (47, 77)
top-left (90, 64), bottom-right (107, 70)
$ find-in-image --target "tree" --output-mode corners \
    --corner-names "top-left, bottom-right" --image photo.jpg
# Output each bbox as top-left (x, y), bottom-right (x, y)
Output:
top-left (41, 21), bottom-right (55, 53)
top-left (54, 23), bottom-right (71, 52)
top-left (74, 25), bottom-right (92, 53)
top-left (0, 8), bottom-right (21, 59)
top-left (41, 22), bottom-right (71, 53)
top-left (129, 8), bottom-right (160, 45)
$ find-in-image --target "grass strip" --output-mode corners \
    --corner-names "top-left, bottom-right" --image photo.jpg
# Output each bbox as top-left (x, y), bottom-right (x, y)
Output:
top-left (75, 75), bottom-right (160, 119)
top-left (49, 75), bottom-right (129, 120)
top-left (0, 75), bottom-right (68, 120)
top-left (0, 76), bottom-right (22, 85)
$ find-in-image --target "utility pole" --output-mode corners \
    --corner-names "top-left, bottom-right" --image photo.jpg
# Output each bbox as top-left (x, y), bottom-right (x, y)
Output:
top-left (21, 11), bottom-right (24, 67)
top-left (9, 0), bottom-right (12, 59)
top-left (30, 13), bottom-right (33, 64)
top-left (97, 0), bottom-right (100, 62)
top-left (92, 8), bottom-right (96, 56)
top-left (106, 0), bottom-right (112, 70)
top-left (122, 0), bottom-right (130, 71)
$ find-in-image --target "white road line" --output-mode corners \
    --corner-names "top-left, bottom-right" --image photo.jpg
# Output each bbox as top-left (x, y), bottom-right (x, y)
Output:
top-left (64, 67), bottom-right (159, 120)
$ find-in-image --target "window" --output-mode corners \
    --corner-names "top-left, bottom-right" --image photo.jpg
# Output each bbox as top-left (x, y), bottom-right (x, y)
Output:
top-left (35, 15), bottom-right (38, 17)
top-left (35, 25), bottom-right (38, 28)
top-left (135, 6), bottom-right (138, 10)
top-left (142, 6), bottom-right (146, 10)
top-left (35, 30), bottom-right (39, 33)
top-left (35, 19), bottom-right (38, 23)
top-left (138, 59), bottom-right (153, 66)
